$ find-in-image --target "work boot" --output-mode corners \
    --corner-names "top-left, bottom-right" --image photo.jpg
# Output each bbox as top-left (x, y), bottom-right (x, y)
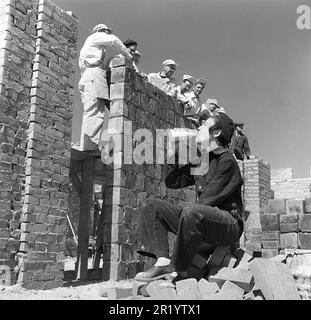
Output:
top-left (135, 264), bottom-right (175, 282)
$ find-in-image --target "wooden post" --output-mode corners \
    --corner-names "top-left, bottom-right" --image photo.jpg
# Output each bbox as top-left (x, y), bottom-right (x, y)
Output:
top-left (93, 184), bottom-right (106, 270)
top-left (76, 158), bottom-right (93, 280)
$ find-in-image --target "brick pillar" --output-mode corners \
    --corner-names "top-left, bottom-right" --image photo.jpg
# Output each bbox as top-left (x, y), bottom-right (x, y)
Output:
top-left (102, 57), bottom-right (196, 280)
top-left (242, 156), bottom-right (271, 252)
top-left (0, 0), bottom-right (37, 284)
top-left (16, 0), bottom-right (78, 290)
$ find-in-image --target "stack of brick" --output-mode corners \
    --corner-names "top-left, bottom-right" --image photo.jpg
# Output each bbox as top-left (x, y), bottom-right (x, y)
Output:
top-left (0, 0), bottom-right (78, 289)
top-left (271, 167), bottom-right (311, 200)
top-left (0, 0), bottom-right (38, 284)
top-left (17, 0), bottom-right (78, 290)
top-left (239, 156), bottom-right (272, 253)
top-left (101, 56), bottom-right (197, 281)
top-left (244, 198), bottom-right (311, 259)
top-left (101, 247), bottom-right (302, 300)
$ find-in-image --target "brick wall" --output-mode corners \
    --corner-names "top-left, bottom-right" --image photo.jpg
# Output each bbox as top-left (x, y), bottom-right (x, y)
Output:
top-left (245, 198), bottom-right (311, 258)
top-left (271, 167), bottom-right (311, 200)
top-left (239, 157), bottom-right (272, 252)
top-left (101, 57), bottom-right (197, 280)
top-left (0, 0), bottom-right (77, 289)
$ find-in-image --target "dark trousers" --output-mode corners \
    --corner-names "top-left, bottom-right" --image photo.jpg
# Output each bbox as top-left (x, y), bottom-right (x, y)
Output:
top-left (138, 196), bottom-right (243, 272)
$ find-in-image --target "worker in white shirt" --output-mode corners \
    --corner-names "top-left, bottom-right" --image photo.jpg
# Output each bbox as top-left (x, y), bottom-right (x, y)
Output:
top-left (148, 59), bottom-right (178, 95)
top-left (184, 78), bottom-right (207, 116)
top-left (175, 74), bottom-right (196, 107)
top-left (78, 23), bottom-right (133, 151)
top-left (205, 98), bottom-right (227, 115)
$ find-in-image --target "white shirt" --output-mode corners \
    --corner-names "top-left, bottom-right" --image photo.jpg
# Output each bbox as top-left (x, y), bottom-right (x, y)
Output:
top-left (184, 92), bottom-right (203, 116)
top-left (147, 72), bottom-right (178, 95)
top-left (79, 32), bottom-right (132, 72)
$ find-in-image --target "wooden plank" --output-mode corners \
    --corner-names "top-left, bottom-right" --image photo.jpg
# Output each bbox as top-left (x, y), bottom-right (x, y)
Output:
top-left (93, 185), bottom-right (106, 270)
top-left (76, 158), bottom-right (94, 281)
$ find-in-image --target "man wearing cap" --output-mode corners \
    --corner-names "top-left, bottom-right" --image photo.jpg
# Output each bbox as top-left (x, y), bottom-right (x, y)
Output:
top-left (174, 74), bottom-right (195, 106)
top-left (135, 113), bottom-right (244, 283)
top-left (78, 24), bottom-right (133, 151)
top-left (123, 38), bottom-right (138, 55)
top-left (203, 98), bottom-right (227, 116)
top-left (147, 59), bottom-right (178, 95)
top-left (229, 122), bottom-right (251, 161)
top-left (184, 78), bottom-right (207, 116)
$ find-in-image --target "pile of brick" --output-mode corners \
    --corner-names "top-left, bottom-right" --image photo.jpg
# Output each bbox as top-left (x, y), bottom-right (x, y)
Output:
top-left (245, 198), bottom-right (311, 258)
top-left (100, 246), bottom-right (302, 300)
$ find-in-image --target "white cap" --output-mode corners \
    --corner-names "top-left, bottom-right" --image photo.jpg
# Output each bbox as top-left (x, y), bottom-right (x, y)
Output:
top-left (183, 74), bottom-right (195, 83)
top-left (162, 59), bottom-right (177, 67)
top-left (195, 78), bottom-right (207, 86)
top-left (206, 98), bottom-right (218, 106)
top-left (93, 24), bottom-right (113, 33)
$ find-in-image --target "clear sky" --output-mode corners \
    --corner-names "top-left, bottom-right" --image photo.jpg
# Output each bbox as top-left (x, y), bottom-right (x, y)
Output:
top-left (53, 0), bottom-right (311, 178)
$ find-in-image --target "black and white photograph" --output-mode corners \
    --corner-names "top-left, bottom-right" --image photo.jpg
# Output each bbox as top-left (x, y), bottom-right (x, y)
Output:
top-left (0, 0), bottom-right (310, 303)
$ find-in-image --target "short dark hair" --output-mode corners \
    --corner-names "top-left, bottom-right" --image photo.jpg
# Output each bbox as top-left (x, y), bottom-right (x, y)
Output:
top-left (123, 39), bottom-right (137, 47)
top-left (211, 114), bottom-right (235, 147)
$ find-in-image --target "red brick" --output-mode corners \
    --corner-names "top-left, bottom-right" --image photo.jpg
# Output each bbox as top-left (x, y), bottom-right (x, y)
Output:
top-left (298, 233), bottom-right (311, 249)
top-left (245, 242), bottom-right (261, 252)
top-left (262, 249), bottom-right (279, 259)
top-left (261, 240), bottom-right (280, 249)
top-left (267, 199), bottom-right (286, 214)
top-left (298, 215), bottom-right (311, 232)
top-left (304, 198), bottom-right (311, 213)
top-left (261, 231), bottom-right (280, 241)
top-left (260, 214), bottom-right (280, 231)
top-left (286, 199), bottom-right (304, 215)
top-left (280, 223), bottom-right (298, 233)
top-left (280, 233), bottom-right (298, 249)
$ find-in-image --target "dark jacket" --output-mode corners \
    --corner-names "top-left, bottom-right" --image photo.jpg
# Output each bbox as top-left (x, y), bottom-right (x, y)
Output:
top-left (165, 148), bottom-right (244, 213)
top-left (230, 133), bottom-right (251, 161)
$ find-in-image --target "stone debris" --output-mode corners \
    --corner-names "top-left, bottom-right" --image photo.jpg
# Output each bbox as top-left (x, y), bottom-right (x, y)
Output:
top-left (103, 247), bottom-right (302, 300)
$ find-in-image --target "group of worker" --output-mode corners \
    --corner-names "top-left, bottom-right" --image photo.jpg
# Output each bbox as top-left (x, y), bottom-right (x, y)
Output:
top-left (78, 23), bottom-right (252, 284)
top-left (78, 23), bottom-right (251, 160)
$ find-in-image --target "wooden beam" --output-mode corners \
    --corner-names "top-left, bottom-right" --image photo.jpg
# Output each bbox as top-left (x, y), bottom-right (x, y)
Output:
top-left (93, 185), bottom-right (106, 270)
top-left (69, 172), bottom-right (82, 194)
top-left (76, 158), bottom-right (94, 281)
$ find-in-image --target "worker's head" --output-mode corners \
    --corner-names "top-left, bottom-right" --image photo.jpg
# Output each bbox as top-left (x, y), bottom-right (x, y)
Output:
top-left (235, 122), bottom-right (244, 133)
top-left (123, 39), bottom-right (138, 55)
top-left (133, 50), bottom-right (141, 64)
top-left (180, 75), bottom-right (195, 93)
top-left (92, 24), bottom-right (113, 34)
top-left (162, 59), bottom-right (177, 78)
top-left (193, 78), bottom-right (207, 96)
top-left (197, 113), bottom-right (235, 149)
